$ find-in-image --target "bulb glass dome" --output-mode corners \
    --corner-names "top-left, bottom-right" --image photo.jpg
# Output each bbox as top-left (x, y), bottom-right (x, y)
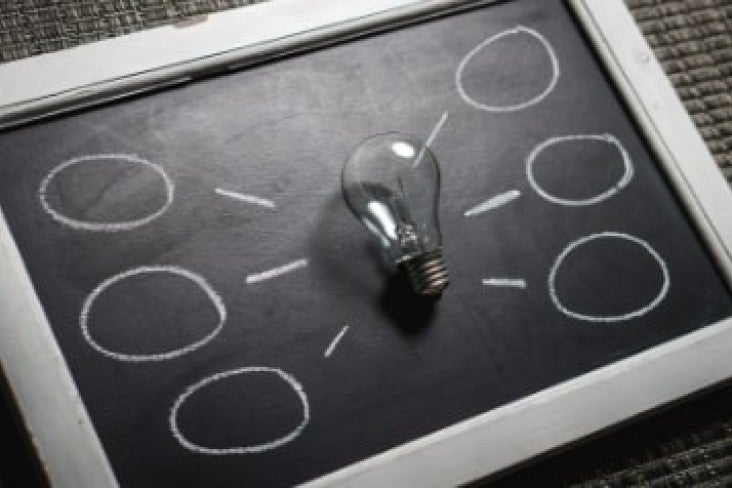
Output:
top-left (342, 132), bottom-right (449, 295)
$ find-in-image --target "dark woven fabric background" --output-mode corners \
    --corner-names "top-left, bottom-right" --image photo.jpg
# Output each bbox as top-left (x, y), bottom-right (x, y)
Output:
top-left (0, 1), bottom-right (731, 487)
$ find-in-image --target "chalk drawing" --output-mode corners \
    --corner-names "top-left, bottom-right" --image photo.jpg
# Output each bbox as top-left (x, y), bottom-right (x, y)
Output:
top-left (324, 325), bottom-right (350, 358)
top-left (413, 111), bottom-right (449, 167)
top-left (80, 265), bottom-right (226, 362)
top-left (548, 232), bottom-right (670, 323)
top-left (482, 278), bottom-right (527, 288)
top-left (214, 188), bottom-right (276, 209)
top-left (464, 190), bottom-right (521, 217)
top-left (169, 366), bottom-right (310, 455)
top-left (246, 259), bottom-right (308, 284)
top-left (39, 154), bottom-right (174, 231)
top-left (526, 134), bottom-right (634, 206)
top-left (456, 26), bottom-right (560, 113)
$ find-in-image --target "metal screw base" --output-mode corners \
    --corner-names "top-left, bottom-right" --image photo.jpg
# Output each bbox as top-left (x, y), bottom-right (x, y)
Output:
top-left (400, 249), bottom-right (450, 296)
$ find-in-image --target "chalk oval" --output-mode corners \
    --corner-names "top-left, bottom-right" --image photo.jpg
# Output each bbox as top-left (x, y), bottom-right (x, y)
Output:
top-left (170, 367), bottom-right (310, 455)
top-left (527, 134), bottom-right (634, 206)
top-left (455, 26), bottom-right (559, 112)
top-left (80, 266), bottom-right (226, 362)
top-left (39, 154), bottom-right (174, 231)
top-left (548, 232), bottom-right (670, 323)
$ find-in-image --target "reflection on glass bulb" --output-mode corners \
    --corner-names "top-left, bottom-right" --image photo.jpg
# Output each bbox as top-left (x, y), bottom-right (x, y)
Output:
top-left (342, 133), bottom-right (449, 295)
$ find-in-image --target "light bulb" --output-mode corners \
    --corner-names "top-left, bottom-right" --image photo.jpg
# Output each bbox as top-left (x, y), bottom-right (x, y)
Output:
top-left (342, 133), bottom-right (449, 295)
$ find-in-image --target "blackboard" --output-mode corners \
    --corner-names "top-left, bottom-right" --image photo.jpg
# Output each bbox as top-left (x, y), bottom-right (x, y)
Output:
top-left (0, 0), bottom-right (731, 486)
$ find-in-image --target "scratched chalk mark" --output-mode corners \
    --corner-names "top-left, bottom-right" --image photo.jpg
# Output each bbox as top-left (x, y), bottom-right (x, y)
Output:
top-left (413, 111), bottom-right (449, 167)
top-left (464, 190), bottom-right (521, 217)
top-left (482, 278), bottom-right (527, 288)
top-left (215, 188), bottom-right (276, 209)
top-left (246, 259), bottom-right (308, 284)
top-left (324, 325), bottom-right (350, 358)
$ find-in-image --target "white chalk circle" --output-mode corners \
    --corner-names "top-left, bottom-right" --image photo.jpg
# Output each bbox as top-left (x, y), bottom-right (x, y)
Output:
top-left (548, 232), bottom-right (670, 323)
top-left (39, 154), bottom-right (174, 231)
top-left (80, 266), bottom-right (226, 362)
top-left (455, 26), bottom-right (560, 113)
top-left (526, 134), bottom-right (634, 206)
top-left (169, 367), bottom-right (310, 455)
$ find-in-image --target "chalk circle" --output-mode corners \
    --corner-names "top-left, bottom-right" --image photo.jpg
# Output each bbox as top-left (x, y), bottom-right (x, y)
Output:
top-left (526, 134), bottom-right (634, 206)
top-left (548, 232), bottom-right (670, 323)
top-left (80, 266), bottom-right (226, 362)
top-left (169, 367), bottom-right (310, 455)
top-left (455, 26), bottom-right (560, 113)
top-left (39, 154), bottom-right (174, 231)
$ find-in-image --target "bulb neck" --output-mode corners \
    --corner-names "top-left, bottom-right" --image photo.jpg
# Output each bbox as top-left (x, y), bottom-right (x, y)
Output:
top-left (400, 249), bottom-right (450, 296)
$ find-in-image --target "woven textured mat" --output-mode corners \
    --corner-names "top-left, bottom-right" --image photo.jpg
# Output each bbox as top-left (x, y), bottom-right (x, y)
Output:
top-left (0, 0), bottom-right (265, 62)
top-left (568, 420), bottom-right (732, 487)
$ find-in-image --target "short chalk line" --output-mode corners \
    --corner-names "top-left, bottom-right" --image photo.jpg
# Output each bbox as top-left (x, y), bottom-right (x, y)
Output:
top-left (413, 111), bottom-right (449, 167)
top-left (324, 325), bottom-right (350, 358)
top-left (464, 190), bottom-right (521, 217)
top-left (169, 366), bottom-right (309, 455)
top-left (214, 188), bottom-right (276, 209)
top-left (246, 259), bottom-right (308, 284)
top-left (482, 278), bottom-right (527, 289)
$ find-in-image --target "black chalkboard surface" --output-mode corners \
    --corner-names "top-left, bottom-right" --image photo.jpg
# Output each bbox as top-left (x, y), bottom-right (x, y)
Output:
top-left (0, 0), bottom-right (731, 486)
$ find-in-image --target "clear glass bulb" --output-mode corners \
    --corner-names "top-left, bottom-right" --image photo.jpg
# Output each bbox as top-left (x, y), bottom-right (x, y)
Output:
top-left (342, 133), bottom-right (449, 295)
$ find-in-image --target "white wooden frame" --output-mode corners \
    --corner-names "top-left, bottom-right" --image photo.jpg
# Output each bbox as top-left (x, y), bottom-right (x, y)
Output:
top-left (1, 1), bottom-right (731, 487)
top-left (0, 0), bottom-right (494, 129)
